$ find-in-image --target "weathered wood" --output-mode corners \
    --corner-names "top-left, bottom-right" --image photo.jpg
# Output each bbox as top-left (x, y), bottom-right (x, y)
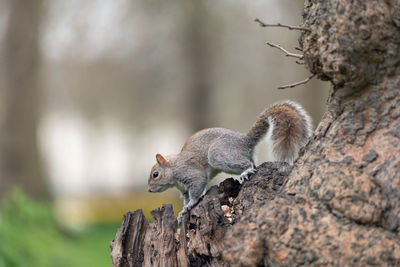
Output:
top-left (143, 204), bottom-right (178, 267)
top-left (110, 178), bottom-right (241, 267)
top-left (177, 214), bottom-right (189, 267)
top-left (177, 178), bottom-right (241, 267)
top-left (110, 209), bottom-right (148, 267)
top-left (183, 187), bottom-right (227, 267)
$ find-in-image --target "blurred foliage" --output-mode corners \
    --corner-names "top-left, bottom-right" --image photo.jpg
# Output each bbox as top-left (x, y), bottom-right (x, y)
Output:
top-left (0, 188), bottom-right (118, 267)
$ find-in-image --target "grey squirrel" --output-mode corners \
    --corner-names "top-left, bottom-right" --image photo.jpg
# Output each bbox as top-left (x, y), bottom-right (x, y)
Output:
top-left (148, 100), bottom-right (313, 223)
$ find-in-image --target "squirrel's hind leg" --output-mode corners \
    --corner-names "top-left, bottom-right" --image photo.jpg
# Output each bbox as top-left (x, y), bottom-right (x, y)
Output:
top-left (208, 146), bottom-right (256, 180)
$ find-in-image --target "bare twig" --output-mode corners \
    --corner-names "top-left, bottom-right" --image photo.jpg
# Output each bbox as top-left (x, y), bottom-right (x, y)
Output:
top-left (278, 74), bottom-right (316, 90)
top-left (253, 18), bottom-right (313, 90)
top-left (266, 42), bottom-right (304, 59)
top-left (254, 18), bottom-right (311, 32)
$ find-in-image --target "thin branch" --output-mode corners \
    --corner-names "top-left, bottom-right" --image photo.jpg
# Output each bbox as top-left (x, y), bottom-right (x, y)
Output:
top-left (295, 60), bottom-right (305, 65)
top-left (266, 42), bottom-right (304, 59)
top-left (278, 74), bottom-right (316, 90)
top-left (295, 47), bottom-right (303, 52)
top-left (254, 18), bottom-right (311, 32)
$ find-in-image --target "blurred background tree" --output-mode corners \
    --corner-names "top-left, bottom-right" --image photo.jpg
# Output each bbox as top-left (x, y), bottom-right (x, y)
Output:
top-left (0, 0), bottom-right (49, 200)
top-left (0, 0), bottom-right (329, 266)
top-left (181, 0), bottom-right (214, 132)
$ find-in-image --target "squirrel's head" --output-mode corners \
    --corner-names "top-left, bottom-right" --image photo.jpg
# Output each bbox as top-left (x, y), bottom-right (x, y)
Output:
top-left (148, 153), bottom-right (175, 193)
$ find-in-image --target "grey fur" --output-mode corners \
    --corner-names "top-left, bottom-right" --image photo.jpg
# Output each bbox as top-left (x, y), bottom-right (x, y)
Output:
top-left (148, 101), bottom-right (313, 224)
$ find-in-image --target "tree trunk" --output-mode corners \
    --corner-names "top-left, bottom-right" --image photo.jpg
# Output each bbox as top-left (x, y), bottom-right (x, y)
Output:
top-left (181, 1), bottom-right (214, 132)
top-left (111, 0), bottom-right (400, 266)
top-left (0, 0), bottom-right (49, 200)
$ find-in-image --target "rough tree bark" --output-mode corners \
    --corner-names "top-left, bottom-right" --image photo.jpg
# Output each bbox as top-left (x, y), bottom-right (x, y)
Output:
top-left (111, 0), bottom-right (400, 266)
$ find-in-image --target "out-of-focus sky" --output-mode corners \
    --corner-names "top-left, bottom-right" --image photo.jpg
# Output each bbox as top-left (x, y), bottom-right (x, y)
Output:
top-left (0, 0), bottom-right (329, 209)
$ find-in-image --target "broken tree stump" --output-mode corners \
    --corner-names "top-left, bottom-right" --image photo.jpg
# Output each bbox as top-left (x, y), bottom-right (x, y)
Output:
top-left (110, 163), bottom-right (290, 267)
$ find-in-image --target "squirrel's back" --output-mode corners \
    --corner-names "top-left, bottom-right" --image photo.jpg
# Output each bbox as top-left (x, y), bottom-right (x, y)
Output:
top-left (247, 100), bottom-right (313, 164)
top-left (180, 127), bottom-right (247, 160)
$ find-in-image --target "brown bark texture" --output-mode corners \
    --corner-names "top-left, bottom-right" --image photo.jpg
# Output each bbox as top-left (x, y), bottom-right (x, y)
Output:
top-left (111, 0), bottom-right (400, 266)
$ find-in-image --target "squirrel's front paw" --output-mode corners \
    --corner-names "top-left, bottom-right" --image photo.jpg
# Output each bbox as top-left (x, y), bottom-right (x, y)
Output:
top-left (177, 210), bottom-right (185, 225)
top-left (240, 167), bottom-right (257, 181)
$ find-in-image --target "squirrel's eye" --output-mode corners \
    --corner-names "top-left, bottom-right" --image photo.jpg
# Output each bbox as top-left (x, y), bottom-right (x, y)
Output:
top-left (153, 171), bottom-right (159, 178)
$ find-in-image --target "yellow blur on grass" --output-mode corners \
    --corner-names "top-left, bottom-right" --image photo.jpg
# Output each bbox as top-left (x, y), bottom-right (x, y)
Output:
top-left (54, 191), bottom-right (183, 225)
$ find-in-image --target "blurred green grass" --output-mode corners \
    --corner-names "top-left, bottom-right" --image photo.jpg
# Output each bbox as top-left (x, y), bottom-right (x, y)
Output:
top-left (0, 189), bottom-right (119, 267)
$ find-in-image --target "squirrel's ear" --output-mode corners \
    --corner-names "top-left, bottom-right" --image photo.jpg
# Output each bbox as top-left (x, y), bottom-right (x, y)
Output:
top-left (156, 153), bottom-right (169, 167)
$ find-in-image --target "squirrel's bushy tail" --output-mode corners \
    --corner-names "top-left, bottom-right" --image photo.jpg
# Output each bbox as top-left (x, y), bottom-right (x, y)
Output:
top-left (247, 100), bottom-right (313, 164)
